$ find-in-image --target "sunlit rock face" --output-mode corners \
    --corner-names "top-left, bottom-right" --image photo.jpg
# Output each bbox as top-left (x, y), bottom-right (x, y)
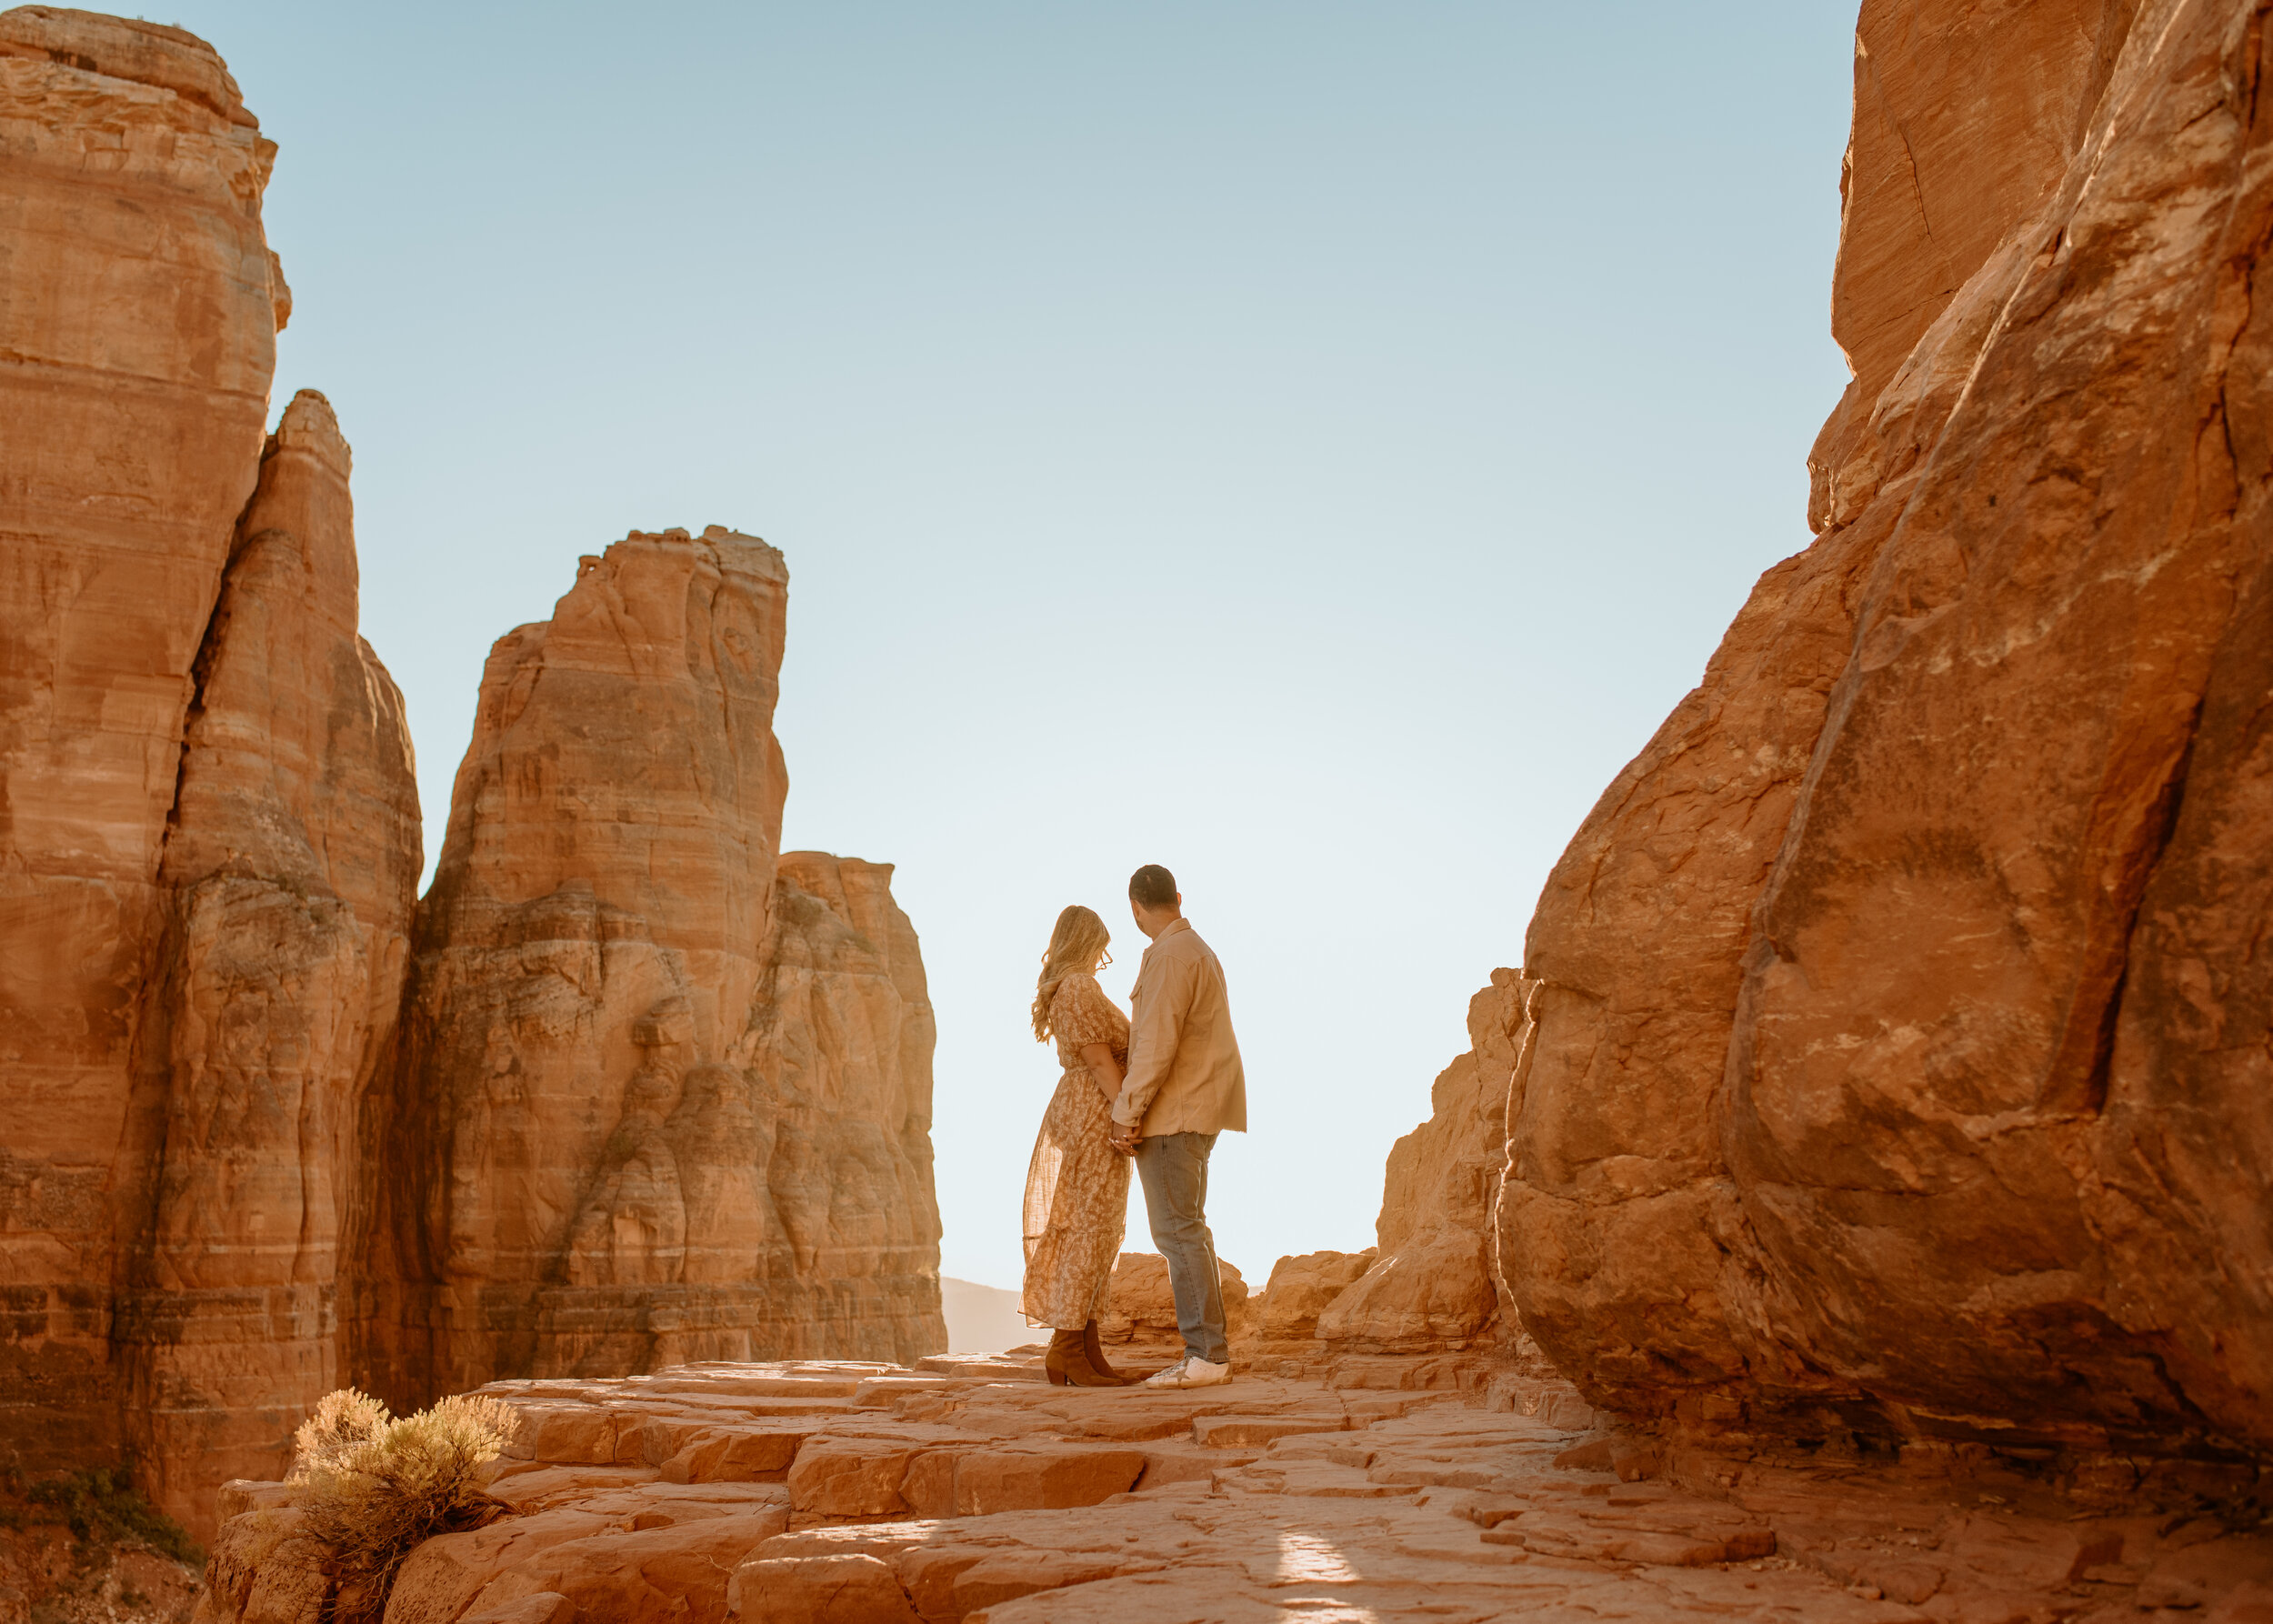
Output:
top-left (121, 392), bottom-right (422, 1532)
top-left (0, 9), bottom-right (946, 1538)
top-left (1319, 969), bottom-right (1535, 1357)
top-left (1504, 0), bottom-right (2273, 1455)
top-left (741, 851), bottom-right (946, 1364)
top-left (363, 532), bottom-right (945, 1404)
top-left (0, 3), bottom-right (289, 1501)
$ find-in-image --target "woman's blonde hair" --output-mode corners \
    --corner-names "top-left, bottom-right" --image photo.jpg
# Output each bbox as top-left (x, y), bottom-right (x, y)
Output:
top-left (1032, 905), bottom-right (1111, 1042)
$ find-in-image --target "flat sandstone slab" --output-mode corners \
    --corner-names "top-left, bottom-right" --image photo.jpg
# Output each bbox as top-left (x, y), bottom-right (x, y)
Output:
top-left (195, 1356), bottom-right (2248, 1623)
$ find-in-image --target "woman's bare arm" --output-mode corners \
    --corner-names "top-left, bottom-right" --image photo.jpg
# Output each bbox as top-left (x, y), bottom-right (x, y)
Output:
top-left (1080, 1042), bottom-right (1124, 1108)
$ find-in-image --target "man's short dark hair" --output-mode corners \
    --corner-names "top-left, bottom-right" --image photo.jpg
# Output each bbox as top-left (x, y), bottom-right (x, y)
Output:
top-left (1128, 864), bottom-right (1178, 908)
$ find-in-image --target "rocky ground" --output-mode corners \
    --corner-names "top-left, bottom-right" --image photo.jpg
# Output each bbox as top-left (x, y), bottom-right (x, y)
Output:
top-left (193, 1351), bottom-right (2273, 1623)
top-left (0, 1487), bottom-right (202, 1624)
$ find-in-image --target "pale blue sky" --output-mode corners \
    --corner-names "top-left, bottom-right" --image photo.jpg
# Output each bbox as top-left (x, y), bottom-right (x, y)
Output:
top-left (168, 2), bottom-right (1857, 1291)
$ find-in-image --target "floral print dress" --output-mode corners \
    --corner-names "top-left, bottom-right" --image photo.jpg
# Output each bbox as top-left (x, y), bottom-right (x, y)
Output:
top-left (1019, 971), bottom-right (1132, 1328)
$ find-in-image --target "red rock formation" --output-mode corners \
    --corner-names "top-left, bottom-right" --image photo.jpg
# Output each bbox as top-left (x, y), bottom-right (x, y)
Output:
top-left (121, 392), bottom-right (421, 1534)
top-left (1504, 0), bottom-right (2273, 1456)
top-left (1081, 958), bottom-right (1535, 1378)
top-left (1319, 969), bottom-right (1535, 1357)
top-left (0, 9), bottom-right (947, 1536)
top-left (365, 533), bottom-right (944, 1405)
top-left (736, 851), bottom-right (945, 1352)
top-left (196, 1352), bottom-right (2273, 1624)
top-left (0, 3), bottom-right (286, 1482)
top-left (1096, 1254), bottom-right (1250, 1365)
top-left (1253, 1249), bottom-right (1375, 1345)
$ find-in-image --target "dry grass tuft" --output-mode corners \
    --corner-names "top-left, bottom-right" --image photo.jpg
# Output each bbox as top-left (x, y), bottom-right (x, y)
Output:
top-left (285, 1388), bottom-right (519, 1622)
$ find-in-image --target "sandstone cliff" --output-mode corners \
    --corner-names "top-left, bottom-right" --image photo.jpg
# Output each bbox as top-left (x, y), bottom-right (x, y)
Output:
top-left (363, 531), bottom-right (945, 1408)
top-left (1502, 0), bottom-right (2273, 1458)
top-left (0, 8), bottom-right (946, 1540)
top-left (0, 4), bottom-right (289, 1484)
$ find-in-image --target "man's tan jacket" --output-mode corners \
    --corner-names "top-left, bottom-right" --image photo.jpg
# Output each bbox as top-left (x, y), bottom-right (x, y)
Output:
top-left (1113, 917), bottom-right (1247, 1137)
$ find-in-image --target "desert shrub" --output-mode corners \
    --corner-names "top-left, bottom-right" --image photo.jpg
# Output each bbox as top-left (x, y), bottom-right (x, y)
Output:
top-left (294, 1387), bottom-right (391, 1469)
top-left (285, 1388), bottom-right (519, 1623)
top-left (19, 1465), bottom-right (203, 1567)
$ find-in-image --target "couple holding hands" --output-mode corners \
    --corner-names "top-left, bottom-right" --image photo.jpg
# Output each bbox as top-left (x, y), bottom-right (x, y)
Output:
top-left (1019, 864), bottom-right (1245, 1389)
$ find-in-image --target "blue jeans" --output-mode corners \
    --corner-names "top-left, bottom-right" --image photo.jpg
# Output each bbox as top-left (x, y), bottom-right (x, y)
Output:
top-left (1134, 1131), bottom-right (1228, 1365)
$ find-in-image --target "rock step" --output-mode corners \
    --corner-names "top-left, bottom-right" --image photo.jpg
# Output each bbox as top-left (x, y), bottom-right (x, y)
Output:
top-left (913, 1353), bottom-right (1046, 1380)
top-left (618, 1377), bottom-right (866, 1398)
top-left (1191, 1413), bottom-right (1350, 1448)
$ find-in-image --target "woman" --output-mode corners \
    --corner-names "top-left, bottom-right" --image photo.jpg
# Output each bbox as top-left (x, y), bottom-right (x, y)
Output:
top-left (1019, 904), bottom-right (1138, 1387)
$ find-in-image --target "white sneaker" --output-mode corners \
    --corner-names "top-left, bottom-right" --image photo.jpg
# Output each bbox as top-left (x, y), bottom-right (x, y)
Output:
top-left (1144, 1355), bottom-right (1232, 1388)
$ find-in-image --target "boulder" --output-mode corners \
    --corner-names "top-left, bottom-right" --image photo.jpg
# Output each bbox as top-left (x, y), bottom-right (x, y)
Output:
top-left (729, 1553), bottom-right (918, 1624)
top-left (1096, 1253), bottom-right (1248, 1353)
top-left (459, 1513), bottom-right (789, 1624)
top-left (1251, 1250), bottom-right (1375, 1343)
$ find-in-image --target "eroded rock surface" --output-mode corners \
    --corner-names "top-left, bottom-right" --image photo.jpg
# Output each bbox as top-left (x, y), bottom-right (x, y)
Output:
top-left (364, 532), bottom-right (943, 1406)
top-left (122, 390), bottom-right (422, 1533)
top-left (1505, 0), bottom-right (2273, 1455)
top-left (1185, 971), bottom-right (1537, 1382)
top-left (1095, 1253), bottom-right (1250, 1368)
top-left (735, 850), bottom-right (944, 1358)
top-left (1319, 969), bottom-right (1536, 1358)
top-left (0, 3), bottom-right (286, 1479)
top-left (0, 11), bottom-right (946, 1536)
top-left (196, 1354), bottom-right (2273, 1624)
top-left (1076, 964), bottom-right (1547, 1384)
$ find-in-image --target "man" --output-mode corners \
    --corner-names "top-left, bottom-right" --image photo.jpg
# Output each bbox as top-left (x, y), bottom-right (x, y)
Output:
top-left (1109, 864), bottom-right (1247, 1388)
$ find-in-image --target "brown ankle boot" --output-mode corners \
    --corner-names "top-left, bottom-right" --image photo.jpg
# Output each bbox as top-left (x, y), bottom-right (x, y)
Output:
top-left (1080, 1320), bottom-right (1136, 1386)
top-left (1044, 1326), bottom-right (1082, 1386)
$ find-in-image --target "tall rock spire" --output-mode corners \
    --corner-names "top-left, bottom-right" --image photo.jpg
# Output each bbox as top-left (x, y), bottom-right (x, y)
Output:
top-left (116, 391), bottom-right (421, 1533)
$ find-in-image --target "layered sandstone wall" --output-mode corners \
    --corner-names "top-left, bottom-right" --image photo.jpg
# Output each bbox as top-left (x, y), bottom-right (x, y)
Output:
top-left (361, 532), bottom-right (945, 1408)
top-left (536, 847), bottom-right (946, 1372)
top-left (738, 852), bottom-right (946, 1361)
top-left (0, 5), bottom-right (288, 1481)
top-left (123, 392), bottom-right (422, 1530)
top-left (1500, 0), bottom-right (2273, 1457)
top-left (0, 8), bottom-right (946, 1539)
